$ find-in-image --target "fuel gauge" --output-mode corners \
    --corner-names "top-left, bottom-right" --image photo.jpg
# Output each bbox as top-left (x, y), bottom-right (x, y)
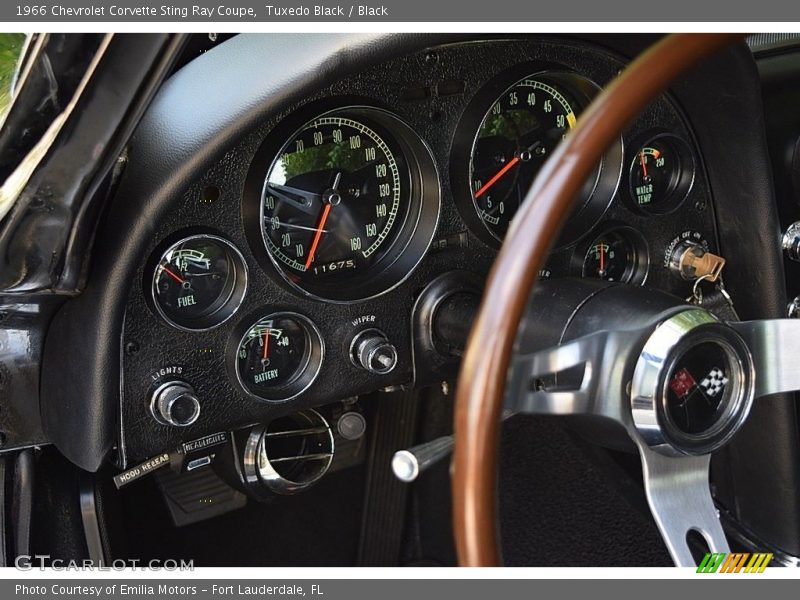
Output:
top-left (235, 312), bottom-right (323, 402)
top-left (151, 235), bottom-right (247, 331)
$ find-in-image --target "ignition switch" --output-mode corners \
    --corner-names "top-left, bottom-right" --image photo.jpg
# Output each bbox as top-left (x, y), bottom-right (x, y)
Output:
top-left (668, 240), bottom-right (726, 282)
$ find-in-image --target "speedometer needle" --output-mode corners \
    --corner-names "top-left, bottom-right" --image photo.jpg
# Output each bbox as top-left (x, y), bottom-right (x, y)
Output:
top-left (304, 172), bottom-right (341, 270)
top-left (304, 205), bottom-right (332, 270)
top-left (474, 156), bottom-right (520, 199)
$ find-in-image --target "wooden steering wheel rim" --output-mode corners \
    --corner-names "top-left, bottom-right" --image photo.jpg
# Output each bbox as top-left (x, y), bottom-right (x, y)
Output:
top-left (452, 33), bottom-right (746, 567)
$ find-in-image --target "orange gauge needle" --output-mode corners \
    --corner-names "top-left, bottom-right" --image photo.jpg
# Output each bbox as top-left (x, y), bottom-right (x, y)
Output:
top-left (160, 265), bottom-right (185, 284)
top-left (639, 151), bottom-right (649, 179)
top-left (599, 243), bottom-right (606, 274)
top-left (474, 156), bottom-right (521, 199)
top-left (304, 203), bottom-right (332, 270)
top-left (262, 328), bottom-right (270, 360)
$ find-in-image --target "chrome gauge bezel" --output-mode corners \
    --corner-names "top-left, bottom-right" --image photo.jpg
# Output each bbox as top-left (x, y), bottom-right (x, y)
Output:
top-left (231, 311), bottom-right (324, 403)
top-left (451, 67), bottom-right (623, 249)
top-left (245, 104), bottom-right (441, 303)
top-left (148, 233), bottom-right (248, 332)
top-left (626, 132), bottom-right (696, 216)
top-left (571, 224), bottom-right (650, 286)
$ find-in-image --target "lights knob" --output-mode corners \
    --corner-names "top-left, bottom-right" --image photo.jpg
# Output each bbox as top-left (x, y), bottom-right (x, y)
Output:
top-left (150, 381), bottom-right (200, 427)
top-left (351, 329), bottom-right (398, 375)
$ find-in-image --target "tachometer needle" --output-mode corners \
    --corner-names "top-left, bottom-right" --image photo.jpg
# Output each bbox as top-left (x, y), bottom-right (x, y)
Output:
top-left (304, 203), bottom-right (332, 270)
top-left (474, 156), bottom-right (521, 199)
top-left (160, 265), bottom-right (185, 284)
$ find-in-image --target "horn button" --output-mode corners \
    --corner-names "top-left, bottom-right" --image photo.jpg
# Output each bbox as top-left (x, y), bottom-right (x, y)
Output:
top-left (631, 310), bottom-right (755, 456)
top-left (665, 341), bottom-right (733, 435)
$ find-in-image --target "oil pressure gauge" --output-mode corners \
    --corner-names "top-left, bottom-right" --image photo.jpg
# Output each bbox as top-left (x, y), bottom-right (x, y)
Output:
top-left (151, 235), bottom-right (247, 331)
top-left (234, 312), bottom-right (324, 402)
top-left (577, 228), bottom-right (648, 285)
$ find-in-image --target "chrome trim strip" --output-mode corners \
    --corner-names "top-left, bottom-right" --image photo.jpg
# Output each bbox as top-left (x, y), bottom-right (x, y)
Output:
top-left (78, 475), bottom-right (107, 566)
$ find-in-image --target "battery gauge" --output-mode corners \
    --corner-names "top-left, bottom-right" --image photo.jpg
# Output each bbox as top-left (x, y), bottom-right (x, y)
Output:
top-left (234, 312), bottom-right (324, 402)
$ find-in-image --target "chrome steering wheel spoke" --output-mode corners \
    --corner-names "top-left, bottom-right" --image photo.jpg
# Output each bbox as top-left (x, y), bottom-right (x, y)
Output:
top-left (505, 329), bottom-right (640, 420)
top-left (635, 445), bottom-right (728, 566)
top-left (731, 319), bottom-right (800, 398)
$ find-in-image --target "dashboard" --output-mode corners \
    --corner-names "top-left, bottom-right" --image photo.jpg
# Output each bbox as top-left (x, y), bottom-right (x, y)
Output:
top-left (115, 36), bottom-right (721, 466)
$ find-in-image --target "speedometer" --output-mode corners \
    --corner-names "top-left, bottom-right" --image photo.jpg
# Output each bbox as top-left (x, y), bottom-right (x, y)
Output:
top-left (256, 107), bottom-right (440, 301)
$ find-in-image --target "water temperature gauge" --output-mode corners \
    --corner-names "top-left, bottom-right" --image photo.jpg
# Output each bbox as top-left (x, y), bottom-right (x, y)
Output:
top-left (234, 312), bottom-right (324, 402)
top-left (151, 235), bottom-right (247, 331)
top-left (629, 134), bottom-right (695, 214)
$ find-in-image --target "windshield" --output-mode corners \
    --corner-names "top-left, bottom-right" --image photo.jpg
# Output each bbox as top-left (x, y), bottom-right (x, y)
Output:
top-left (0, 34), bottom-right (26, 118)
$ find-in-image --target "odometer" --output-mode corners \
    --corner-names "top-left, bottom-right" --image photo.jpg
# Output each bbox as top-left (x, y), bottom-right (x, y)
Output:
top-left (261, 110), bottom-right (416, 298)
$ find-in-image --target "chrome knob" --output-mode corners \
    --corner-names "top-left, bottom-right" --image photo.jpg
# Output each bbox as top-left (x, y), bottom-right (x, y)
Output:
top-left (150, 381), bottom-right (200, 427)
top-left (350, 329), bottom-right (398, 375)
top-left (788, 296), bottom-right (800, 318)
top-left (783, 222), bottom-right (800, 262)
top-left (392, 436), bottom-right (454, 482)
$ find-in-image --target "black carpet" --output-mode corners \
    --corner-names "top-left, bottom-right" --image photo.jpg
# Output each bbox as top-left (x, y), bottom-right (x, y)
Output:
top-left (499, 415), bottom-right (672, 566)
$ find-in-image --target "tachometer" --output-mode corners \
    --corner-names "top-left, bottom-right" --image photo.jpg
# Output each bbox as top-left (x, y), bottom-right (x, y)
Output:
top-left (469, 78), bottom-right (577, 241)
top-left (257, 107), bottom-right (440, 302)
top-left (454, 71), bottom-right (622, 247)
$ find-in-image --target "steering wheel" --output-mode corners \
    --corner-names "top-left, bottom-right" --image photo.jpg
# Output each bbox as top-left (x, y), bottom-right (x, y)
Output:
top-left (451, 33), bottom-right (786, 567)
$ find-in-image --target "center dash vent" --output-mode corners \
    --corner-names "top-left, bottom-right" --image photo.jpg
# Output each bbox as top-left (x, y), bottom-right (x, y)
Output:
top-left (243, 409), bottom-right (334, 497)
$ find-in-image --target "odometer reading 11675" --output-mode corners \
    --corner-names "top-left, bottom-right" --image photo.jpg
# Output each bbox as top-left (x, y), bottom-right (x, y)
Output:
top-left (261, 112), bottom-right (413, 295)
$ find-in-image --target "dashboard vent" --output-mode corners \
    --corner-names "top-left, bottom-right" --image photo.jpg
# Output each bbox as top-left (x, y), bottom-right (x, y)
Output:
top-left (244, 410), bottom-right (334, 496)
